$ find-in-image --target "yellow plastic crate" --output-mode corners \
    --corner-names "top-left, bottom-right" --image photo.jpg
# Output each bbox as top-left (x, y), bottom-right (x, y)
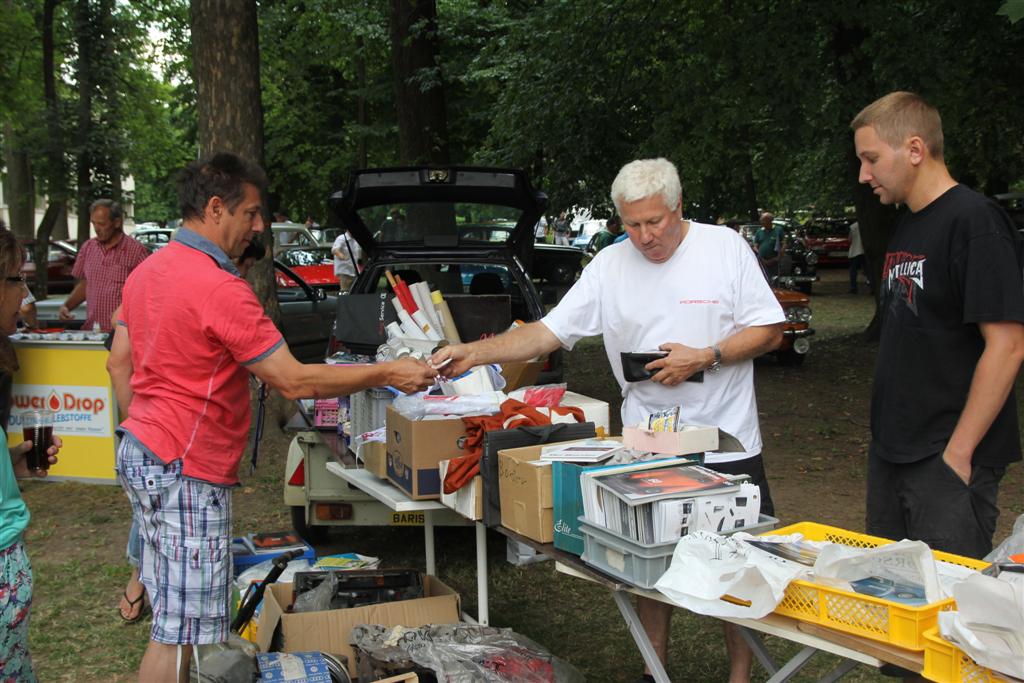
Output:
top-left (922, 627), bottom-right (1010, 683)
top-left (764, 522), bottom-right (989, 651)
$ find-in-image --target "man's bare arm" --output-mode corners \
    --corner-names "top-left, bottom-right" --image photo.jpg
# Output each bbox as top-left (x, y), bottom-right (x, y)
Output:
top-left (431, 321), bottom-right (563, 378)
top-left (106, 324), bottom-right (134, 415)
top-left (248, 344), bottom-right (436, 399)
top-left (60, 280), bottom-right (87, 319)
top-left (943, 320), bottom-right (1024, 482)
top-left (649, 323), bottom-right (784, 386)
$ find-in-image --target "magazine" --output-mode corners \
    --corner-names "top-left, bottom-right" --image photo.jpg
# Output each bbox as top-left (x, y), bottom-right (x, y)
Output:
top-left (849, 576), bottom-right (928, 606)
top-left (597, 464), bottom-right (737, 503)
top-left (540, 439), bottom-right (626, 463)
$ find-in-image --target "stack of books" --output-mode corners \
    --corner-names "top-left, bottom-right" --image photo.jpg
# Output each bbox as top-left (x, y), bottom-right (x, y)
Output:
top-left (580, 460), bottom-right (760, 544)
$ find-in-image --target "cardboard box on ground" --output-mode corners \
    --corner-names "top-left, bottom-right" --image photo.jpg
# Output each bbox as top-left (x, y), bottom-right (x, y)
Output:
top-left (255, 575), bottom-right (460, 679)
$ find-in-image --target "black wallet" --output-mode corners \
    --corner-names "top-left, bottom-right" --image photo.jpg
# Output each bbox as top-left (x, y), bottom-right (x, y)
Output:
top-left (620, 351), bottom-right (704, 383)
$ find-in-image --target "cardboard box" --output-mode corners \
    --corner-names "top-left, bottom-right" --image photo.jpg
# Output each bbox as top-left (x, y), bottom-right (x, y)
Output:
top-left (255, 576), bottom-right (460, 679)
top-left (386, 407), bottom-right (468, 500)
top-left (359, 441), bottom-right (387, 479)
top-left (497, 444), bottom-right (553, 542)
top-left (438, 459), bottom-right (483, 520)
top-left (499, 360), bottom-right (544, 391)
top-left (622, 424), bottom-right (744, 456)
top-left (540, 391), bottom-right (610, 436)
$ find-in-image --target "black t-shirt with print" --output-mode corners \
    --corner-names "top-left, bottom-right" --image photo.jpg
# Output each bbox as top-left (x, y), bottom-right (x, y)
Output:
top-left (872, 184), bottom-right (1024, 466)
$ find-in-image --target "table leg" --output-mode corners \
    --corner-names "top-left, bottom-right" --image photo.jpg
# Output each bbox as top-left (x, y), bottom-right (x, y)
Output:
top-left (738, 625), bottom-right (779, 674)
top-left (818, 658), bottom-right (859, 683)
top-left (611, 590), bottom-right (671, 683)
top-left (424, 510), bottom-right (436, 576)
top-left (476, 522), bottom-right (489, 626)
top-left (765, 645), bottom-right (817, 683)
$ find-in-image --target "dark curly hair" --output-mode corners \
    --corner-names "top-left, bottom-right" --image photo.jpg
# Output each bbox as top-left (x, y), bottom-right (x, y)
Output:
top-left (177, 153), bottom-right (268, 221)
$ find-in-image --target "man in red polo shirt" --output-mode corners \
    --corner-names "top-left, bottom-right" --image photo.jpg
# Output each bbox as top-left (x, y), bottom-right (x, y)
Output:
top-left (114, 153), bottom-right (436, 682)
top-left (59, 199), bottom-right (149, 331)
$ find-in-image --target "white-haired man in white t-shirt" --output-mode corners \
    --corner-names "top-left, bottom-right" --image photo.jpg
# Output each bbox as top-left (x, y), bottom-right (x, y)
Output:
top-left (432, 157), bottom-right (785, 683)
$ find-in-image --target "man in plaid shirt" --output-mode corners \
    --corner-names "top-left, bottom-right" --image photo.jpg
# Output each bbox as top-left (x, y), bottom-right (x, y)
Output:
top-left (60, 199), bottom-right (149, 331)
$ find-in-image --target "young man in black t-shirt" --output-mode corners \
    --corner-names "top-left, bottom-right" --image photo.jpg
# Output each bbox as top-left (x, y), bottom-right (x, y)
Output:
top-left (852, 91), bottom-right (1024, 559)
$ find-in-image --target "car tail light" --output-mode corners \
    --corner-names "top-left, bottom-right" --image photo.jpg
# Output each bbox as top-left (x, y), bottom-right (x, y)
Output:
top-left (315, 503), bottom-right (353, 521)
top-left (287, 459), bottom-right (305, 486)
top-left (542, 358), bottom-right (552, 372)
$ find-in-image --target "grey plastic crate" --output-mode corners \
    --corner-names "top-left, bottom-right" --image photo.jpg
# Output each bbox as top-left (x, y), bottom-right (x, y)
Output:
top-left (349, 387), bottom-right (396, 440)
top-left (579, 513), bottom-right (779, 589)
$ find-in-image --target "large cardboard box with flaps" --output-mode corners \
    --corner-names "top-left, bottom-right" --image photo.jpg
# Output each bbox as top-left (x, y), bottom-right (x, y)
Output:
top-left (497, 444), bottom-right (554, 542)
top-left (386, 407), bottom-right (469, 500)
top-left (255, 575), bottom-right (460, 678)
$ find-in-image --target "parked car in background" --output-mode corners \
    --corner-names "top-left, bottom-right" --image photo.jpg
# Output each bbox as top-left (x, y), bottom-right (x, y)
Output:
top-left (275, 247), bottom-right (337, 289)
top-left (132, 227), bottom-right (175, 252)
top-left (271, 222), bottom-right (320, 253)
top-left (572, 219), bottom-right (606, 249)
top-left (21, 239), bottom-right (78, 294)
top-left (309, 226), bottom-right (345, 247)
top-left (772, 285), bottom-right (814, 366)
top-left (738, 223), bottom-right (818, 294)
top-left (328, 165), bottom-right (564, 382)
top-left (802, 217), bottom-right (854, 266)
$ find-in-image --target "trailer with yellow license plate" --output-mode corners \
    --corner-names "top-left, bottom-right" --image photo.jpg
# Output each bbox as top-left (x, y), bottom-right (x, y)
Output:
top-left (284, 429), bottom-right (469, 543)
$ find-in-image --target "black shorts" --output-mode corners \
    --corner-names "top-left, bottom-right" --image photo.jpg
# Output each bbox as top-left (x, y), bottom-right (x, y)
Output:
top-left (707, 454), bottom-right (775, 517)
top-left (866, 447), bottom-right (1005, 560)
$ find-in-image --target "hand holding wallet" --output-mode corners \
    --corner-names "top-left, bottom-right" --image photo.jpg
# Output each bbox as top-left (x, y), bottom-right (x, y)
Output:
top-left (620, 351), bottom-right (704, 383)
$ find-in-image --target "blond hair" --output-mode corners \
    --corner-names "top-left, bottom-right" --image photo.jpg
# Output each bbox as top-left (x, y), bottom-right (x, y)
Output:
top-left (611, 158), bottom-right (682, 213)
top-left (850, 91), bottom-right (944, 160)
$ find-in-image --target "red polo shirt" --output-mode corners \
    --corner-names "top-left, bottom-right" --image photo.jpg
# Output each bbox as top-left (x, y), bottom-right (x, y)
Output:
top-left (119, 238), bottom-right (283, 485)
top-left (72, 234), bottom-right (149, 331)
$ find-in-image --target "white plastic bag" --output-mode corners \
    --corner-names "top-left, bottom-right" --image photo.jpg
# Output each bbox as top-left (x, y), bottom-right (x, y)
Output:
top-left (653, 531), bottom-right (816, 618)
top-left (939, 572), bottom-right (1024, 680)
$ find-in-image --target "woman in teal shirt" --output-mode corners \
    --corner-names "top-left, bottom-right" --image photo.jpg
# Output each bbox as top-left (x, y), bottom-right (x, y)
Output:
top-left (0, 229), bottom-right (62, 682)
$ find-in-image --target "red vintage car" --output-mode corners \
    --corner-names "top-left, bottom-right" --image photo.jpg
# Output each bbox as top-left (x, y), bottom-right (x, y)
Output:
top-left (772, 286), bottom-right (814, 366)
top-left (21, 239), bottom-right (78, 294)
top-left (274, 247), bottom-right (338, 289)
top-left (802, 218), bottom-right (853, 266)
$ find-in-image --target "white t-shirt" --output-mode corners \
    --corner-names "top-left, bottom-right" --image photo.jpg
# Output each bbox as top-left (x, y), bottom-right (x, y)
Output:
top-left (534, 216), bottom-right (548, 239)
top-left (332, 233), bottom-right (362, 277)
top-left (848, 222), bottom-right (865, 258)
top-left (541, 221), bottom-right (785, 463)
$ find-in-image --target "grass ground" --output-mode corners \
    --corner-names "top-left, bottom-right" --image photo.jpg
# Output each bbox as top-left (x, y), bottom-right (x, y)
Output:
top-left (18, 267), bottom-right (1023, 681)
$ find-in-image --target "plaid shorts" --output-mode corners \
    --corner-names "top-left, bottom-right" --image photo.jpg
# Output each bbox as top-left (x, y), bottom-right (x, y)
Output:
top-left (116, 434), bottom-right (233, 645)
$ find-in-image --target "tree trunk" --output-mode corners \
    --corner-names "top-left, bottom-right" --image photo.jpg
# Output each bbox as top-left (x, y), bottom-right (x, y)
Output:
top-left (389, 0), bottom-right (450, 165)
top-left (191, 0), bottom-right (279, 323)
top-left (36, 0), bottom-right (69, 297)
top-left (3, 123), bottom-right (35, 239)
top-left (75, 0), bottom-right (94, 245)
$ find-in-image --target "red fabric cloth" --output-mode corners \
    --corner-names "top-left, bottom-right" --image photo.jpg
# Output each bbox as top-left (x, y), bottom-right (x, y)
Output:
top-left (441, 399), bottom-right (585, 494)
top-left (72, 235), bottom-right (149, 331)
top-left (120, 240), bottom-right (284, 486)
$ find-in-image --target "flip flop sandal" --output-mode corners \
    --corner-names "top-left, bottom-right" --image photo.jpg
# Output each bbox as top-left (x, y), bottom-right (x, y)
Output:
top-left (118, 590), bottom-right (151, 624)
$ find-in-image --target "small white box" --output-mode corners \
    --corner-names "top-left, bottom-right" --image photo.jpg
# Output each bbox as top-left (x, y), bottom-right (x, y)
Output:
top-left (540, 391), bottom-right (611, 435)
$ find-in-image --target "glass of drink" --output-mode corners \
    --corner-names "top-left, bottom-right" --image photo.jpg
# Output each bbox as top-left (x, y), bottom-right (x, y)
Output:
top-left (22, 409), bottom-right (55, 472)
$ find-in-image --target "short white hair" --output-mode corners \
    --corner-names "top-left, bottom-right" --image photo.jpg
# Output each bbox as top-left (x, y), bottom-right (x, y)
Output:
top-left (610, 158), bottom-right (682, 213)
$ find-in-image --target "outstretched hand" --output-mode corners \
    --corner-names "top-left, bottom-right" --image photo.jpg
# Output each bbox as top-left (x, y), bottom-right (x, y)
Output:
top-left (386, 357), bottom-right (439, 394)
top-left (12, 434), bottom-right (63, 478)
top-left (430, 343), bottom-right (475, 379)
top-left (646, 342), bottom-right (709, 386)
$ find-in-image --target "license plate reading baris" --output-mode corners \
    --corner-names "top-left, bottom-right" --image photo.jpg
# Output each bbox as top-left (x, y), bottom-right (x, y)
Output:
top-left (391, 512), bottom-right (425, 525)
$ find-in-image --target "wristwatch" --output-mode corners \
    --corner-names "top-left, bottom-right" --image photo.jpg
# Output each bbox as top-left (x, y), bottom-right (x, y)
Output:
top-left (708, 345), bottom-right (722, 373)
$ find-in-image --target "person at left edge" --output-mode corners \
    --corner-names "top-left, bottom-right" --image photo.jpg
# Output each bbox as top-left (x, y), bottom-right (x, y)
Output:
top-left (114, 153), bottom-right (436, 683)
top-left (59, 199), bottom-right (149, 331)
top-left (0, 228), bottom-right (63, 683)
